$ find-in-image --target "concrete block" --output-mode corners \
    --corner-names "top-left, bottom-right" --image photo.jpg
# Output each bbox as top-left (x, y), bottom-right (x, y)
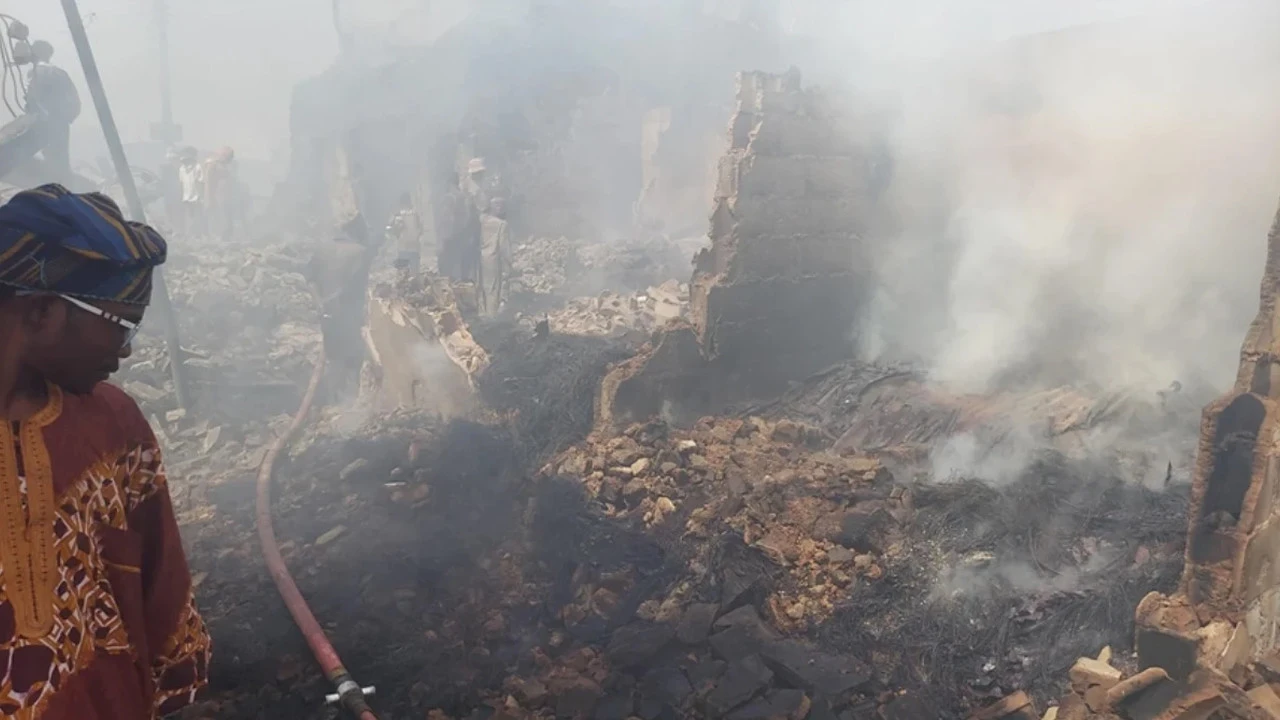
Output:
top-left (968, 691), bottom-right (1033, 719)
top-left (1135, 592), bottom-right (1201, 682)
top-left (1069, 657), bottom-right (1122, 693)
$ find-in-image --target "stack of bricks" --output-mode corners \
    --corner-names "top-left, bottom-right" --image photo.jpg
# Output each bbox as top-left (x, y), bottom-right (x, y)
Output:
top-left (689, 69), bottom-right (869, 395)
top-left (597, 70), bottom-right (873, 428)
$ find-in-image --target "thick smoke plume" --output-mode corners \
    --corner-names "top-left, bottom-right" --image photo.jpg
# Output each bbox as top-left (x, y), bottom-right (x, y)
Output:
top-left (849, 0), bottom-right (1280, 395)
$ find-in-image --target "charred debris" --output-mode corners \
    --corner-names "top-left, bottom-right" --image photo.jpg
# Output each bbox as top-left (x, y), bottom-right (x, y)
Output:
top-left (96, 10), bottom-right (1280, 720)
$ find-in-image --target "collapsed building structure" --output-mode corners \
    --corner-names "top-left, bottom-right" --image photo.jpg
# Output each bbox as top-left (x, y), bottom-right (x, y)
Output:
top-left (140, 3), bottom-right (1280, 720)
top-left (600, 70), bottom-right (872, 427)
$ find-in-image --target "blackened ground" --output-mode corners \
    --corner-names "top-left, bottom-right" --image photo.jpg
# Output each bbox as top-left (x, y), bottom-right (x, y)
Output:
top-left (816, 451), bottom-right (1187, 714)
top-left (182, 396), bottom-right (1189, 719)
top-left (183, 415), bottom-right (673, 719)
top-left (185, 417), bottom-right (526, 718)
top-left (471, 319), bottom-right (637, 464)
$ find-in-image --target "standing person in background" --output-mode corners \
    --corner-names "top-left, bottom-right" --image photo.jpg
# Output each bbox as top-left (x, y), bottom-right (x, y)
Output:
top-left (433, 172), bottom-right (468, 280)
top-left (0, 184), bottom-right (211, 719)
top-left (202, 147), bottom-right (240, 242)
top-left (24, 41), bottom-right (81, 186)
top-left (176, 147), bottom-right (204, 237)
top-left (478, 196), bottom-right (512, 316)
top-left (461, 157), bottom-right (502, 285)
top-left (386, 192), bottom-right (423, 277)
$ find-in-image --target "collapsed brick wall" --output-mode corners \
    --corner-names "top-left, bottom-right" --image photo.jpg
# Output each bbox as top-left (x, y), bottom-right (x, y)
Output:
top-left (599, 70), bottom-right (870, 427)
top-left (692, 69), bottom-right (868, 391)
top-left (1136, 199), bottom-right (1280, 681)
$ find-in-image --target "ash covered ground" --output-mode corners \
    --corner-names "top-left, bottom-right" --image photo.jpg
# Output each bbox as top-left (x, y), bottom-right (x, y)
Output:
top-left (128, 232), bottom-right (1203, 720)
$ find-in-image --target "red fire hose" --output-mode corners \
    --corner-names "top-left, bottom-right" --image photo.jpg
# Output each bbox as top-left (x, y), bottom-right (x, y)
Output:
top-left (255, 351), bottom-right (379, 720)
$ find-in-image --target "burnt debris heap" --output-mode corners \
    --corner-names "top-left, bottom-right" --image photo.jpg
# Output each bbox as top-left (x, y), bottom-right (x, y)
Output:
top-left (601, 70), bottom-right (869, 427)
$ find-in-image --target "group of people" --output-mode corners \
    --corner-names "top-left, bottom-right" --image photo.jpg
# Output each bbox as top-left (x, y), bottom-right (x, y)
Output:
top-left (416, 156), bottom-right (512, 316)
top-left (170, 145), bottom-right (243, 240)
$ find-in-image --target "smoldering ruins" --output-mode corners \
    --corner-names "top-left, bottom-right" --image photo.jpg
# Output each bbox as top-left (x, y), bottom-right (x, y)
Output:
top-left (7, 0), bottom-right (1280, 719)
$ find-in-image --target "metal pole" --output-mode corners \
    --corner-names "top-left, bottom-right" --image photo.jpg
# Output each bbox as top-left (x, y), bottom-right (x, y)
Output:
top-left (60, 0), bottom-right (191, 410)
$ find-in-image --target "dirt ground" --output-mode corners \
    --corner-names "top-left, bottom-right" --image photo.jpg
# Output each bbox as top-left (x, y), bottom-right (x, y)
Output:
top-left (133, 237), bottom-right (1202, 720)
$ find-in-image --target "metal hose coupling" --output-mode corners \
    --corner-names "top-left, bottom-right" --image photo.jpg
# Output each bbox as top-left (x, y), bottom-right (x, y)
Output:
top-left (324, 669), bottom-right (377, 718)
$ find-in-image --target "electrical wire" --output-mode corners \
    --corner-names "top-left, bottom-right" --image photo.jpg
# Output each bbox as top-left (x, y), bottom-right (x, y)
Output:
top-left (0, 14), bottom-right (29, 119)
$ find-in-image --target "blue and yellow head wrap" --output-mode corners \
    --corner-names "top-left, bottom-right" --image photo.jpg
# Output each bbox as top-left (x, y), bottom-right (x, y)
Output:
top-left (0, 184), bottom-right (167, 305)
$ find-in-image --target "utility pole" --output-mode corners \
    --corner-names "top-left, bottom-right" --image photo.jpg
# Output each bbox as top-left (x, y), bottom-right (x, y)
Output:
top-left (332, 0), bottom-right (348, 54)
top-left (150, 0), bottom-right (181, 145)
top-left (60, 0), bottom-right (192, 410)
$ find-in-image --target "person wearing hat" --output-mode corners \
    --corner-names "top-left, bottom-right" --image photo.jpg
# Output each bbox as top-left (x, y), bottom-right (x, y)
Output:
top-left (461, 157), bottom-right (506, 287)
top-left (0, 185), bottom-right (211, 718)
top-left (23, 41), bottom-right (81, 186)
top-left (387, 191), bottom-right (423, 276)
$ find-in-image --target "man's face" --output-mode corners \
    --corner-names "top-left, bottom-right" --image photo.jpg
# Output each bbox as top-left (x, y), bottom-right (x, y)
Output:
top-left (17, 295), bottom-right (145, 394)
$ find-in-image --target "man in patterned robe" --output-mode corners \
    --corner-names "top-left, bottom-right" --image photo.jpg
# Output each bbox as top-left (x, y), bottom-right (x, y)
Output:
top-left (0, 185), bottom-right (211, 719)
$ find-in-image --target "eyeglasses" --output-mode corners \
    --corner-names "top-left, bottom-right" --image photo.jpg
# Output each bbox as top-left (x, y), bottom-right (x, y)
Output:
top-left (58, 294), bottom-right (141, 347)
top-left (12, 291), bottom-right (143, 346)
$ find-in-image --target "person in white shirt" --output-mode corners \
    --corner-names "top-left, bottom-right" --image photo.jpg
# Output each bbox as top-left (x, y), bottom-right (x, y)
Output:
top-left (176, 147), bottom-right (204, 236)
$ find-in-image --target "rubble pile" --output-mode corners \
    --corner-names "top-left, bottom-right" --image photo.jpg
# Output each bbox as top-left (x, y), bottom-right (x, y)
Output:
top-left (509, 234), bottom-right (697, 303)
top-left (510, 236), bottom-right (580, 297)
top-left (575, 234), bottom-right (700, 294)
top-left (531, 408), bottom-right (1189, 717)
top-left (119, 239), bottom-right (321, 491)
top-left (970, 644), bottom-right (1280, 720)
top-left (535, 281), bottom-right (689, 338)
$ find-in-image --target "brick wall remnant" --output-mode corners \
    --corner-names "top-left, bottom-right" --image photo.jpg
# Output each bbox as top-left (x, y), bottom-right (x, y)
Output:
top-left (1136, 199), bottom-right (1280, 682)
top-left (691, 69), bottom-right (868, 390)
top-left (599, 70), bottom-right (869, 428)
top-left (365, 278), bottom-right (488, 416)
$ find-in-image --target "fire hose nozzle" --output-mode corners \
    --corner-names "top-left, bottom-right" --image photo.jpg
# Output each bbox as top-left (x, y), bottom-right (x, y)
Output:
top-left (325, 685), bottom-right (376, 705)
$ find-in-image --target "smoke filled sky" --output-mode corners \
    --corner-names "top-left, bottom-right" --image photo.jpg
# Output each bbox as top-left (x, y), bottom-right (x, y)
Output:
top-left (6, 0), bottom-right (1278, 396)
top-left (7, 0), bottom-right (1209, 167)
top-left (8, 0), bottom-right (337, 164)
